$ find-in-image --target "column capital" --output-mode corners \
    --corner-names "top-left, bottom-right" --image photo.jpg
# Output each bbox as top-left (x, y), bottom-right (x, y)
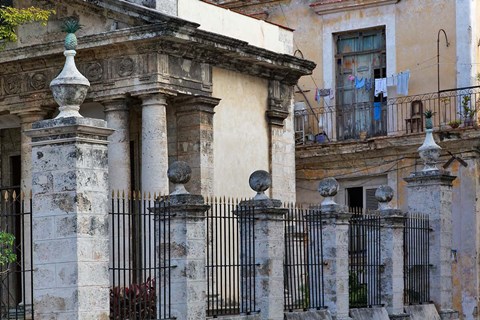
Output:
top-left (132, 89), bottom-right (176, 105)
top-left (172, 95), bottom-right (221, 114)
top-left (96, 95), bottom-right (128, 112)
top-left (16, 110), bottom-right (49, 125)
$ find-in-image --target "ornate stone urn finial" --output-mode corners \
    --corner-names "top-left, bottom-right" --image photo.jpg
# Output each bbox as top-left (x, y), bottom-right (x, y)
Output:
top-left (375, 185), bottom-right (394, 210)
top-left (249, 170), bottom-right (272, 200)
top-left (418, 112), bottom-right (442, 171)
top-left (167, 161), bottom-right (192, 195)
top-left (50, 17), bottom-right (90, 119)
top-left (318, 177), bottom-right (338, 206)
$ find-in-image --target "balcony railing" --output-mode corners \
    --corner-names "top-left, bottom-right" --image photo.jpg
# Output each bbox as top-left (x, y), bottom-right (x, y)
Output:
top-left (295, 85), bottom-right (480, 145)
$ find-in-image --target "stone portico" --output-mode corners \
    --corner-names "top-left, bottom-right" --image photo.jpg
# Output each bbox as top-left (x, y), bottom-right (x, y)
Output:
top-left (0, 0), bottom-right (315, 200)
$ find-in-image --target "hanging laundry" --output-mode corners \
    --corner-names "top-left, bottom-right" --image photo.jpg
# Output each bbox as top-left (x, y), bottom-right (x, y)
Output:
top-left (386, 75), bottom-right (396, 87)
top-left (364, 78), bottom-right (373, 92)
top-left (397, 70), bottom-right (410, 96)
top-left (374, 78), bottom-right (387, 97)
top-left (329, 89), bottom-right (335, 100)
top-left (315, 88), bottom-right (320, 101)
top-left (373, 102), bottom-right (382, 121)
top-left (318, 89), bottom-right (331, 97)
top-left (348, 74), bottom-right (355, 82)
top-left (355, 77), bottom-right (365, 89)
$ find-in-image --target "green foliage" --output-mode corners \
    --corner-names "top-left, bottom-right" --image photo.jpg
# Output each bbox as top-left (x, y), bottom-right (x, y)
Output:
top-left (0, 5), bottom-right (55, 44)
top-left (0, 231), bottom-right (16, 268)
top-left (349, 272), bottom-right (367, 308)
top-left (423, 109), bottom-right (434, 118)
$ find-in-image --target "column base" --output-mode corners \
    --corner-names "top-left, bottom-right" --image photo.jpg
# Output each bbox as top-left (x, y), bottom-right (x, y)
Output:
top-left (439, 309), bottom-right (459, 320)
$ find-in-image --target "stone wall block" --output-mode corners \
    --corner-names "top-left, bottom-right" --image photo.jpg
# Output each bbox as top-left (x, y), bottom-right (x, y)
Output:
top-left (32, 216), bottom-right (55, 240)
top-left (34, 238), bottom-right (77, 264)
top-left (32, 171), bottom-right (54, 194)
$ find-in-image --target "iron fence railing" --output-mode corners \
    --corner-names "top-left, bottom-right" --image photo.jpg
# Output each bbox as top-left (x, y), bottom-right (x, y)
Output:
top-left (295, 85), bottom-right (480, 144)
top-left (109, 192), bottom-right (172, 320)
top-left (0, 189), bottom-right (33, 320)
top-left (404, 213), bottom-right (431, 305)
top-left (348, 209), bottom-right (382, 308)
top-left (284, 204), bottom-right (325, 311)
top-left (205, 197), bottom-right (257, 317)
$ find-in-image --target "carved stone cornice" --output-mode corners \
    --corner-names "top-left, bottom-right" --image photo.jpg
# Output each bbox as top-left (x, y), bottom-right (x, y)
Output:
top-left (310, 0), bottom-right (400, 15)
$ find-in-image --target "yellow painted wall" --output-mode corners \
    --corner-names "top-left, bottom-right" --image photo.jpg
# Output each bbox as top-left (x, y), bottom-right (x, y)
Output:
top-left (212, 67), bottom-right (270, 198)
top-left (396, 0), bottom-right (456, 94)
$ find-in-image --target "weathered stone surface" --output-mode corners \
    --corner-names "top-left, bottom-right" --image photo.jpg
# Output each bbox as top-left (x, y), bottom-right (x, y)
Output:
top-left (284, 309), bottom-right (333, 320)
top-left (31, 117), bottom-right (112, 320)
top-left (249, 170), bottom-right (272, 200)
top-left (404, 304), bottom-right (441, 320)
top-left (350, 307), bottom-right (390, 320)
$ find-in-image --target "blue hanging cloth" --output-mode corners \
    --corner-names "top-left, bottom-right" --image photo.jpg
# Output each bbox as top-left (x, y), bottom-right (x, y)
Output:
top-left (374, 102), bottom-right (382, 121)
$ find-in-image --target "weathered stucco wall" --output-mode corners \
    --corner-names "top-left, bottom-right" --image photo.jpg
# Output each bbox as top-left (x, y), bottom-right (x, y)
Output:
top-left (212, 67), bottom-right (269, 197)
top-left (178, 0), bottom-right (293, 54)
top-left (396, 0), bottom-right (456, 93)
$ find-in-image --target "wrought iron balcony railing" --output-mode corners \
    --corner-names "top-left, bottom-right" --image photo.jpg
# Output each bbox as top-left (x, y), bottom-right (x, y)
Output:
top-left (295, 85), bottom-right (480, 145)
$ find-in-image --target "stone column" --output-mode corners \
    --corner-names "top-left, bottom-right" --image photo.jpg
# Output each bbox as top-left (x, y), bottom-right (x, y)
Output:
top-left (155, 161), bottom-right (209, 320)
top-left (28, 117), bottom-right (113, 319)
top-left (239, 170), bottom-right (286, 320)
top-left (404, 121), bottom-right (458, 319)
top-left (317, 177), bottom-right (352, 319)
top-left (376, 185), bottom-right (408, 318)
top-left (103, 97), bottom-right (130, 192)
top-left (172, 95), bottom-right (220, 196)
top-left (139, 93), bottom-right (169, 195)
top-left (18, 111), bottom-right (46, 193)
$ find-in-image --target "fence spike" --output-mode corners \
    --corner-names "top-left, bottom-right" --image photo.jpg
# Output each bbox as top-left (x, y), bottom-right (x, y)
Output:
top-left (3, 191), bottom-right (7, 201)
top-left (12, 190), bottom-right (17, 201)
top-left (122, 190), bottom-right (125, 199)
top-left (21, 191), bottom-right (25, 201)
top-left (148, 192), bottom-right (151, 200)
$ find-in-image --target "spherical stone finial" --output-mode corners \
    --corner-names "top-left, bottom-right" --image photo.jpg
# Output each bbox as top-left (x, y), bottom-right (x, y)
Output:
top-left (318, 177), bottom-right (339, 206)
top-left (249, 170), bottom-right (272, 200)
top-left (167, 161), bottom-right (192, 195)
top-left (375, 185), bottom-right (394, 210)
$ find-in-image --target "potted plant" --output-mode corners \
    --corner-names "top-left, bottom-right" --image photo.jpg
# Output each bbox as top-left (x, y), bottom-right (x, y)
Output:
top-left (448, 120), bottom-right (461, 129)
top-left (423, 109), bottom-right (434, 129)
top-left (459, 95), bottom-right (476, 126)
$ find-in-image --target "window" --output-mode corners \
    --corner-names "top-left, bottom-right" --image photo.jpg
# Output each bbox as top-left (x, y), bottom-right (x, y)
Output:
top-left (335, 27), bottom-right (386, 140)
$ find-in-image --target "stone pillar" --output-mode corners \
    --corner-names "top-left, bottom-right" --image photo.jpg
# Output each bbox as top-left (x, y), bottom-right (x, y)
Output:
top-left (103, 97), bottom-right (131, 192)
top-left (376, 185), bottom-right (407, 318)
top-left (239, 170), bottom-right (286, 320)
top-left (28, 117), bottom-right (113, 319)
top-left (172, 95), bottom-right (220, 196)
top-left (155, 161), bottom-right (209, 320)
top-left (404, 122), bottom-right (458, 319)
top-left (405, 171), bottom-right (458, 319)
top-left (18, 112), bottom-right (46, 193)
top-left (317, 177), bottom-right (352, 319)
top-left (139, 93), bottom-right (169, 195)
top-left (267, 80), bottom-right (296, 202)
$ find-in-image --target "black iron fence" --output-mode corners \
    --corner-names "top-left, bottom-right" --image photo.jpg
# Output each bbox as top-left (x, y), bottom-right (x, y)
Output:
top-left (205, 197), bottom-right (257, 317)
top-left (284, 204), bottom-right (325, 311)
top-left (404, 213), bottom-right (430, 305)
top-left (295, 85), bottom-right (480, 144)
top-left (348, 209), bottom-right (382, 308)
top-left (0, 189), bottom-right (33, 320)
top-left (109, 191), bottom-right (172, 320)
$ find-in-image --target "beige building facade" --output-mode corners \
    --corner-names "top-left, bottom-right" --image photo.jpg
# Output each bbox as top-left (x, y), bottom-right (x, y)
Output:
top-left (209, 0), bottom-right (480, 319)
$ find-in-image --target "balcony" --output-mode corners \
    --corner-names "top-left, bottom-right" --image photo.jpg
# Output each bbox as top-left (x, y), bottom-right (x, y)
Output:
top-left (294, 86), bottom-right (480, 146)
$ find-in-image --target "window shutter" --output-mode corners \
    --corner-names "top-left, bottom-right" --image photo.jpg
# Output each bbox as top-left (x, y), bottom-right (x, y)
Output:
top-left (365, 188), bottom-right (378, 211)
